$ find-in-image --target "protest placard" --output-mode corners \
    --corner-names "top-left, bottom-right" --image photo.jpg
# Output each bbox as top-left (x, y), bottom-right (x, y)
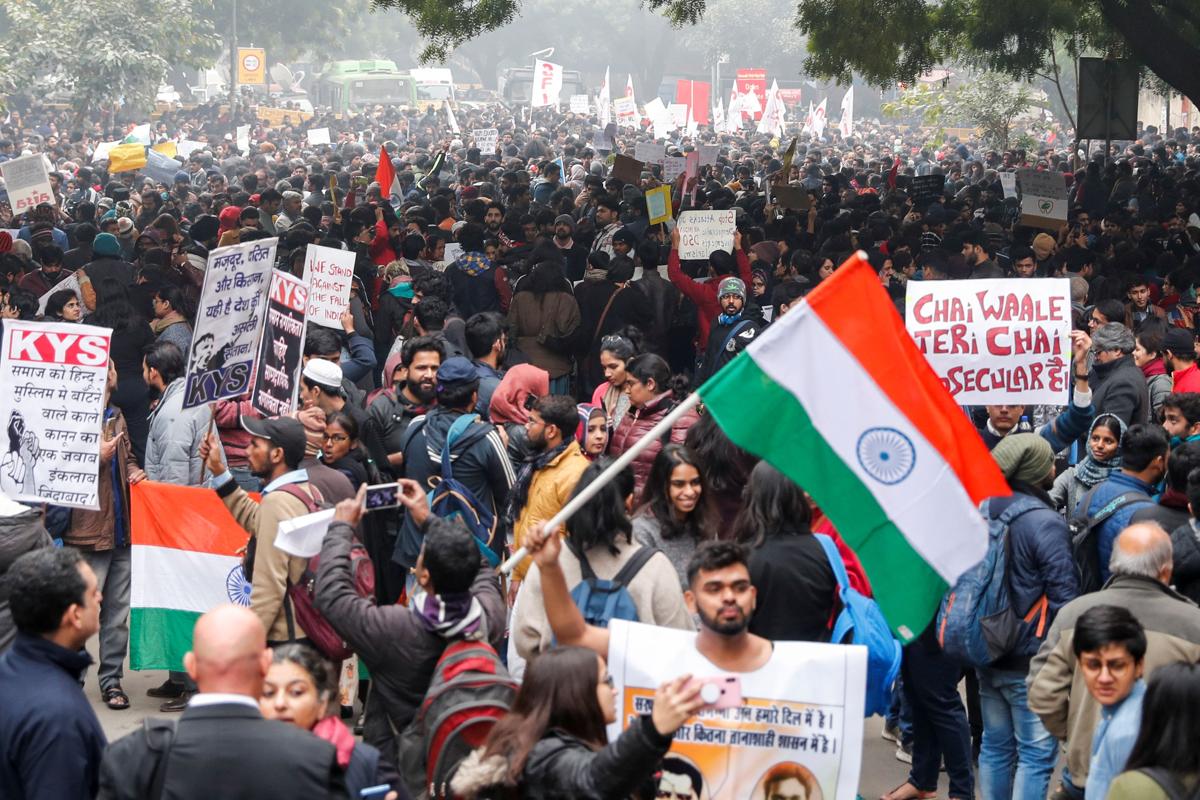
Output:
top-left (0, 320), bottom-right (112, 509)
top-left (472, 128), bottom-right (499, 153)
top-left (301, 243), bottom-right (356, 328)
top-left (643, 98), bottom-right (672, 133)
top-left (635, 142), bottom-right (666, 165)
top-left (668, 102), bottom-right (689, 129)
top-left (646, 184), bottom-right (673, 225)
top-left (910, 174), bottom-right (946, 208)
top-left (569, 95), bottom-right (590, 114)
top-left (107, 143), bottom-right (147, 173)
top-left (609, 621), bottom-right (865, 800)
top-left (236, 124), bottom-right (251, 153)
top-left (592, 124), bottom-right (615, 152)
top-left (1018, 168), bottom-right (1068, 230)
top-left (611, 154), bottom-right (644, 184)
top-left (37, 273), bottom-right (83, 315)
top-left (442, 242), bottom-right (464, 265)
top-left (999, 171), bottom-right (1017, 198)
top-left (307, 127), bottom-right (331, 146)
top-left (0, 153), bottom-right (55, 214)
top-left (143, 149), bottom-right (181, 185)
top-left (677, 209), bottom-right (736, 260)
top-left (176, 140), bottom-right (205, 159)
top-left (251, 270), bottom-right (308, 417)
top-left (613, 96), bottom-right (637, 126)
top-left (905, 278), bottom-right (1072, 405)
top-left (661, 156), bottom-right (688, 183)
top-left (699, 144), bottom-right (722, 166)
top-left (183, 238), bottom-right (277, 409)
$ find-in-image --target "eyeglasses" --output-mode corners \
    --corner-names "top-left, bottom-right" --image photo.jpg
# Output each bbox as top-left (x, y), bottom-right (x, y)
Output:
top-left (323, 433), bottom-right (350, 443)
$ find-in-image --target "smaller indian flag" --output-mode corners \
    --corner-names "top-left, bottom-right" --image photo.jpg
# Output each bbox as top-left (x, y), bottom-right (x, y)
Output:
top-left (699, 253), bottom-right (1009, 642)
top-left (130, 481), bottom-right (252, 670)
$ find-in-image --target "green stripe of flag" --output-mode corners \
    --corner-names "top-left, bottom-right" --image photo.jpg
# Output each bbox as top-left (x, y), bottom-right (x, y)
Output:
top-left (130, 607), bottom-right (199, 671)
top-left (699, 353), bottom-right (947, 642)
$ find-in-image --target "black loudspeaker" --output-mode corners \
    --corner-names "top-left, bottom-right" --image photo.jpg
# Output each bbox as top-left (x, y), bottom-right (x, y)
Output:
top-left (1076, 58), bottom-right (1140, 140)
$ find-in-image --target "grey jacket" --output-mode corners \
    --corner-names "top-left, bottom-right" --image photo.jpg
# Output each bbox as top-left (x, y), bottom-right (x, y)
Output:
top-left (144, 378), bottom-right (224, 486)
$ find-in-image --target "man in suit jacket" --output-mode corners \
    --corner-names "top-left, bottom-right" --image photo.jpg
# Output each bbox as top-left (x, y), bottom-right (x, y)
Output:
top-left (98, 605), bottom-right (346, 799)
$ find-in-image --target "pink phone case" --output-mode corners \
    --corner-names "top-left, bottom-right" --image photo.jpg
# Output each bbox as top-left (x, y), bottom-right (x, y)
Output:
top-left (696, 675), bottom-right (742, 709)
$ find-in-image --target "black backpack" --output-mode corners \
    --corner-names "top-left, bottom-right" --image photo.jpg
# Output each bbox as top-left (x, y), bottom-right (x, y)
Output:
top-left (1068, 487), bottom-right (1151, 593)
top-left (1136, 767), bottom-right (1200, 800)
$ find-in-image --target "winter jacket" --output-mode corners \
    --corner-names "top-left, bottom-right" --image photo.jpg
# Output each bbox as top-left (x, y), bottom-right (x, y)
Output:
top-left (609, 392), bottom-right (699, 496)
top-left (1170, 519), bottom-right (1200, 603)
top-left (666, 247), bottom-right (752, 348)
top-left (450, 714), bottom-right (673, 800)
top-left (0, 506), bottom-right (52, 652)
top-left (446, 253), bottom-right (502, 319)
top-left (212, 396), bottom-right (256, 470)
top-left (507, 290), bottom-right (582, 380)
top-left (1080, 471), bottom-right (1157, 584)
top-left (632, 270), bottom-right (679, 358)
top-left (152, 317), bottom-right (193, 362)
top-left (747, 533), bottom-right (838, 643)
top-left (64, 408), bottom-right (138, 551)
top-left (510, 442), bottom-right (591, 582)
top-left (1028, 574), bottom-right (1200, 786)
top-left (1147, 371), bottom-right (1173, 419)
top-left (317, 518), bottom-right (506, 766)
top-left (1087, 355), bottom-right (1149, 431)
top-left (367, 386), bottom-right (426, 460)
top-left (573, 281), bottom-right (654, 399)
top-left (697, 307), bottom-right (765, 384)
top-left (144, 378), bottom-right (224, 486)
top-left (985, 491), bottom-right (1080, 668)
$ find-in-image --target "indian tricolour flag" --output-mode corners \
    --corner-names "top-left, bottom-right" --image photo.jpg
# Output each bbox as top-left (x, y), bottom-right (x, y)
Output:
top-left (699, 253), bottom-right (1008, 642)
top-left (130, 481), bottom-right (252, 669)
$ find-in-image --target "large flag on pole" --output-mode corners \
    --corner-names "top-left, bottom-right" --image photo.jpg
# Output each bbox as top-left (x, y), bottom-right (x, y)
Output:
top-left (698, 253), bottom-right (1007, 643)
top-left (756, 79), bottom-right (784, 137)
top-left (374, 145), bottom-right (402, 206)
top-left (625, 74), bottom-right (635, 99)
top-left (839, 86), bottom-right (855, 138)
top-left (812, 97), bottom-right (829, 138)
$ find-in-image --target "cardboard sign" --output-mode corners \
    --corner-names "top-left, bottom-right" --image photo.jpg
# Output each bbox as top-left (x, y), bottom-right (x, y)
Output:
top-left (472, 128), bottom-right (499, 153)
top-left (1018, 168), bottom-right (1068, 230)
top-left (661, 156), bottom-right (688, 183)
top-left (569, 95), bottom-right (590, 114)
top-left (905, 278), bottom-right (1072, 405)
top-left (609, 620), bottom-right (865, 800)
top-left (646, 184), bottom-right (672, 225)
top-left (910, 174), bottom-right (946, 209)
top-left (301, 243), bottom-right (356, 328)
top-left (0, 153), bottom-right (55, 214)
top-left (307, 127), bottom-right (331, 146)
top-left (635, 142), bottom-right (666, 165)
top-left (677, 209), bottom-right (736, 260)
top-left (611, 154), bottom-right (644, 184)
top-left (184, 238), bottom-right (277, 409)
top-left (773, 184), bottom-right (811, 210)
top-left (0, 321), bottom-right (113, 509)
top-left (251, 270), bottom-right (308, 417)
top-left (256, 106), bottom-right (314, 127)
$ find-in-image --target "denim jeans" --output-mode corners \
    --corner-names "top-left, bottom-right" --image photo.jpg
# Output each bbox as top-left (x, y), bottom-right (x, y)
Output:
top-left (977, 667), bottom-right (1059, 800)
top-left (903, 627), bottom-right (975, 798)
top-left (82, 546), bottom-right (131, 691)
top-left (887, 674), bottom-right (914, 746)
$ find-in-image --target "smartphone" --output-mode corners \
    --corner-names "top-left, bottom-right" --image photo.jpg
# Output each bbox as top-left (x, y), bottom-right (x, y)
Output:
top-left (694, 675), bottom-right (742, 710)
top-left (364, 482), bottom-right (400, 511)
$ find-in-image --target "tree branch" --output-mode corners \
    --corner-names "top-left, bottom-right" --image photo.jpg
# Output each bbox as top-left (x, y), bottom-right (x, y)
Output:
top-left (1096, 0), bottom-right (1200, 106)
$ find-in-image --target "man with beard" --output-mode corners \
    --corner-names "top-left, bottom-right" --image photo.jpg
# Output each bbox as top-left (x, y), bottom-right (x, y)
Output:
top-left (465, 312), bottom-right (506, 419)
top-left (961, 229), bottom-right (1004, 279)
top-left (552, 214), bottom-right (588, 282)
top-left (696, 277), bottom-right (765, 384)
top-left (368, 335), bottom-right (445, 472)
top-left (199, 418), bottom-right (322, 648)
top-left (483, 201), bottom-right (504, 237)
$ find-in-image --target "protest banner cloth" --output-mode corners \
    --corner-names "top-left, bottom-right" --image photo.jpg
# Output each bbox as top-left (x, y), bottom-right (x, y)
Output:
top-left (0, 320), bottom-right (112, 509)
top-left (183, 238), bottom-right (277, 409)
top-left (307, 127), bottom-right (331, 146)
top-left (674, 79), bottom-right (711, 125)
top-left (609, 620), bottom-right (865, 800)
top-left (611, 154), bottom-right (644, 184)
top-left (677, 209), bottom-right (736, 260)
top-left (569, 95), bottom-right (590, 114)
top-left (143, 149), bottom-right (181, 185)
top-left (302, 243), bottom-right (356, 328)
top-left (0, 153), bottom-right (55, 214)
top-left (251, 270), bottom-right (309, 417)
top-left (256, 106), bottom-right (314, 127)
top-left (91, 141), bottom-right (120, 163)
top-left (905, 278), bottom-right (1072, 405)
top-left (635, 141), bottom-right (666, 165)
top-left (1017, 168), bottom-right (1069, 230)
top-left (37, 272), bottom-right (83, 315)
top-left (151, 141), bottom-right (177, 158)
top-left (646, 184), bottom-right (673, 225)
top-left (472, 128), bottom-right (499, 153)
top-left (909, 174), bottom-right (946, 208)
top-left (107, 142), bottom-right (148, 173)
top-left (531, 59), bottom-right (564, 108)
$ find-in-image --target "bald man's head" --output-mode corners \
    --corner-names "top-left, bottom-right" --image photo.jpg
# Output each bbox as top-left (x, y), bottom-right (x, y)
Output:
top-left (1109, 522), bottom-right (1173, 584)
top-left (183, 605), bottom-right (271, 697)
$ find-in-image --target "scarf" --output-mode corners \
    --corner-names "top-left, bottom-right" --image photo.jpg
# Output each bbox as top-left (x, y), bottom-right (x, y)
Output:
top-left (583, 266), bottom-right (608, 282)
top-left (718, 311), bottom-right (743, 326)
top-left (505, 440), bottom-right (570, 528)
top-left (457, 251), bottom-right (492, 278)
top-left (387, 280), bottom-right (414, 299)
top-left (1075, 413), bottom-right (1126, 488)
top-left (1141, 357), bottom-right (1168, 378)
top-left (150, 310), bottom-right (186, 335)
top-left (411, 588), bottom-right (484, 639)
top-left (312, 716), bottom-right (357, 769)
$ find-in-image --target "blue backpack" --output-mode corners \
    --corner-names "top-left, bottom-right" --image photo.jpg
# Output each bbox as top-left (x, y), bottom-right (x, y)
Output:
top-left (425, 414), bottom-right (501, 566)
top-left (936, 496), bottom-right (1051, 668)
top-left (815, 534), bottom-right (901, 717)
top-left (567, 541), bottom-right (660, 629)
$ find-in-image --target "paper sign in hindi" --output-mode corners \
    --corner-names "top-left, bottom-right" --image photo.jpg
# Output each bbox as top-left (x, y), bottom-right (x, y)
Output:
top-left (0, 320), bottom-right (113, 509)
top-left (635, 142), bottom-right (666, 165)
top-left (251, 270), bottom-right (308, 417)
top-left (301, 243), bottom-right (356, 329)
top-left (37, 273), bottom-right (83, 315)
top-left (905, 278), bottom-right (1072, 405)
top-left (661, 156), bottom-right (688, 183)
top-left (307, 127), bottom-right (331, 146)
top-left (613, 96), bottom-right (638, 126)
top-left (609, 621), bottom-right (865, 800)
top-left (999, 171), bottom-right (1017, 198)
top-left (184, 238), bottom-right (277, 409)
top-left (677, 209), bottom-right (736, 260)
top-left (646, 185), bottom-right (673, 225)
top-left (472, 128), bottom-right (499, 153)
top-left (569, 95), bottom-right (590, 114)
top-left (1018, 168), bottom-right (1069, 230)
top-left (0, 153), bottom-right (55, 214)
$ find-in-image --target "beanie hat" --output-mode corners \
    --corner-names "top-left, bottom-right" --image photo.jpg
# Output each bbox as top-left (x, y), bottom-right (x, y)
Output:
top-left (991, 433), bottom-right (1054, 485)
top-left (717, 276), bottom-right (747, 301)
top-left (553, 214), bottom-right (576, 232)
top-left (0, 231), bottom-right (12, 253)
top-left (92, 233), bottom-right (122, 257)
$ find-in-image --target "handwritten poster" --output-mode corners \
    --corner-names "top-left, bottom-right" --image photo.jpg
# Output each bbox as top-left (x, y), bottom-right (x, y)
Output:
top-left (569, 95), bottom-right (590, 114)
top-left (905, 278), bottom-right (1072, 404)
top-left (472, 128), bottom-right (499, 153)
top-left (307, 127), bottom-right (331, 146)
top-left (183, 238), bottom-right (277, 409)
top-left (609, 621), bottom-right (865, 800)
top-left (0, 321), bottom-right (112, 509)
top-left (0, 153), bottom-right (55, 214)
top-left (301, 243), bottom-right (355, 329)
top-left (677, 209), bottom-right (736, 260)
top-left (252, 270), bottom-right (308, 417)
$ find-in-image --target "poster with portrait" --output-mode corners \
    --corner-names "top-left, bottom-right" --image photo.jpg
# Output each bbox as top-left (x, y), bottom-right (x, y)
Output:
top-left (608, 621), bottom-right (865, 800)
top-left (251, 270), bottom-right (308, 417)
top-left (183, 237), bottom-right (277, 409)
top-left (0, 321), bottom-right (112, 509)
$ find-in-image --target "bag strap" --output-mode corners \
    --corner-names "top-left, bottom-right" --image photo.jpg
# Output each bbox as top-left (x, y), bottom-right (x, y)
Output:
top-left (813, 533), bottom-right (851, 598)
top-left (143, 718), bottom-right (178, 800)
top-left (1086, 490), bottom-right (1152, 530)
top-left (611, 544), bottom-right (661, 588)
top-left (275, 482), bottom-right (321, 513)
top-left (1137, 767), bottom-right (1192, 800)
top-left (440, 413), bottom-right (480, 480)
top-left (715, 319), bottom-right (754, 358)
top-left (566, 537), bottom-right (598, 581)
top-left (590, 286), bottom-right (624, 347)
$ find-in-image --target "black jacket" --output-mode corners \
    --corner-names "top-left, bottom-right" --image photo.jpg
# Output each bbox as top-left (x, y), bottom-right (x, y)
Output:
top-left (1170, 520), bottom-right (1200, 604)
top-left (747, 533), bottom-right (837, 642)
top-left (97, 702), bottom-right (344, 800)
top-left (697, 307), bottom-right (765, 384)
top-left (1088, 354), bottom-right (1149, 432)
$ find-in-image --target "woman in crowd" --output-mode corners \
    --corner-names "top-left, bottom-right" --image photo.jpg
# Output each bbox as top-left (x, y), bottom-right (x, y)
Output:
top-left (45, 288), bottom-right (83, 322)
top-left (1133, 324), bottom-right (1173, 419)
top-left (575, 404), bottom-right (608, 460)
top-left (608, 354), bottom-right (698, 496)
top-left (589, 330), bottom-right (639, 431)
top-left (321, 411), bottom-right (370, 487)
top-left (511, 459), bottom-right (692, 660)
top-left (1106, 661), bottom-right (1200, 799)
top-left (506, 260), bottom-right (581, 395)
top-left (734, 461), bottom-right (837, 642)
top-left (150, 284), bottom-right (194, 361)
top-left (1049, 413), bottom-right (1126, 515)
top-left (489, 363), bottom-right (551, 466)
top-left (632, 444), bottom-right (717, 586)
top-left (683, 412), bottom-right (758, 531)
top-left (260, 644), bottom-right (397, 799)
top-left (452, 646), bottom-right (703, 800)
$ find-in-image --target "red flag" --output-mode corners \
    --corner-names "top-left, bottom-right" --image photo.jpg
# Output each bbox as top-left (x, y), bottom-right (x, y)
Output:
top-left (887, 157), bottom-right (900, 189)
top-left (375, 146), bottom-right (395, 193)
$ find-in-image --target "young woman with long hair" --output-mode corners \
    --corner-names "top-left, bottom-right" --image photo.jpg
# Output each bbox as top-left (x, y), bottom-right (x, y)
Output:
top-left (632, 444), bottom-right (717, 587)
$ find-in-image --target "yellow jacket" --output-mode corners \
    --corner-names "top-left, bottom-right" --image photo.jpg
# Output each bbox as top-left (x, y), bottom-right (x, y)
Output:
top-left (512, 441), bottom-right (590, 581)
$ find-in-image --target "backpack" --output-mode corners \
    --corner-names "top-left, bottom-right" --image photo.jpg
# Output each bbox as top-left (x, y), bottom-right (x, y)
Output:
top-left (397, 640), bottom-right (518, 800)
top-left (275, 483), bottom-right (376, 661)
top-left (936, 496), bottom-right (1051, 668)
top-left (1069, 487), bottom-right (1150, 594)
top-left (1135, 767), bottom-right (1200, 800)
top-left (567, 541), bottom-right (660, 628)
top-left (814, 534), bottom-right (901, 717)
